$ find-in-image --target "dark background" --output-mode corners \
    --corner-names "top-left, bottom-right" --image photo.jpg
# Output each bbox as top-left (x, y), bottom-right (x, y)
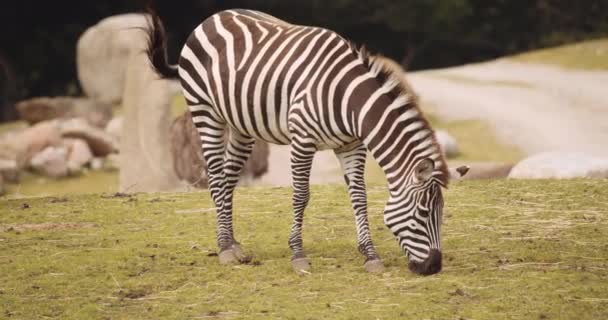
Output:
top-left (1, 0), bottom-right (607, 122)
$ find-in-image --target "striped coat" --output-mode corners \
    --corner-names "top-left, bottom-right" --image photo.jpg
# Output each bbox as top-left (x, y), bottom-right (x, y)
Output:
top-left (146, 8), bottom-right (448, 275)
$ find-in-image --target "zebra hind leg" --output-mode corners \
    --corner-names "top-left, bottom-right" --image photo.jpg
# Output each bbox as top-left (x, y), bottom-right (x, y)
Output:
top-left (194, 112), bottom-right (246, 265)
top-left (288, 137), bottom-right (316, 274)
top-left (217, 130), bottom-right (256, 264)
top-left (335, 144), bottom-right (385, 273)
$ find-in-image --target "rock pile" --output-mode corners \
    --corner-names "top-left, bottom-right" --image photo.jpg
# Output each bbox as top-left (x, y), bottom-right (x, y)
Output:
top-left (0, 116), bottom-right (120, 183)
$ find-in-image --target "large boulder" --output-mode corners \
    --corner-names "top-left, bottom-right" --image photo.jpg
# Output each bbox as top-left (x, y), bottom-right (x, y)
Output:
top-left (119, 50), bottom-right (182, 192)
top-left (509, 152), bottom-right (608, 179)
top-left (30, 146), bottom-right (69, 178)
top-left (170, 113), bottom-right (270, 188)
top-left (60, 118), bottom-right (118, 157)
top-left (76, 14), bottom-right (150, 105)
top-left (15, 96), bottom-right (112, 128)
top-left (434, 130), bottom-right (460, 158)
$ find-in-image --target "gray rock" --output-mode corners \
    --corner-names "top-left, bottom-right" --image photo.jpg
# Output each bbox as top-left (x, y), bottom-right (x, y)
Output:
top-left (434, 130), bottom-right (460, 158)
top-left (509, 152), bottom-right (608, 179)
top-left (15, 96), bottom-right (112, 128)
top-left (77, 14), bottom-right (150, 105)
top-left (16, 120), bottom-right (63, 165)
top-left (63, 138), bottom-right (93, 174)
top-left (30, 146), bottom-right (69, 178)
top-left (60, 118), bottom-right (117, 157)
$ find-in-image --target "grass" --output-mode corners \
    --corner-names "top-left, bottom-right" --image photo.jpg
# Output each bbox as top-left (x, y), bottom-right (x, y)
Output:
top-left (0, 121), bottom-right (27, 135)
top-left (511, 38), bottom-right (608, 70)
top-left (1, 179), bottom-right (607, 319)
top-left (5, 169), bottom-right (119, 198)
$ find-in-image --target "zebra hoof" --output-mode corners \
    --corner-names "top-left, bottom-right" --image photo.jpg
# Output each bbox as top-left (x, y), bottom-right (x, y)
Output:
top-left (364, 259), bottom-right (385, 273)
top-left (292, 258), bottom-right (311, 274)
top-left (219, 249), bottom-right (239, 265)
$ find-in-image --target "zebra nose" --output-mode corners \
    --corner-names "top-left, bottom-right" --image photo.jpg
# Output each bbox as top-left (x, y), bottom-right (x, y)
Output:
top-left (408, 249), bottom-right (442, 275)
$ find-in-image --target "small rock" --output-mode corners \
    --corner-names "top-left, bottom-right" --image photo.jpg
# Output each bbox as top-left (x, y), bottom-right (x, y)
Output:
top-left (434, 130), bottom-right (460, 158)
top-left (60, 118), bottom-right (117, 156)
top-left (63, 138), bottom-right (93, 174)
top-left (16, 120), bottom-right (63, 164)
top-left (90, 157), bottom-right (105, 170)
top-left (30, 146), bottom-right (69, 178)
top-left (105, 116), bottom-right (123, 144)
top-left (509, 152), bottom-right (608, 179)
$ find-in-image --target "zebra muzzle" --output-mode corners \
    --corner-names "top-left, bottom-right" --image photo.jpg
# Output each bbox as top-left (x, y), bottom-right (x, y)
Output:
top-left (408, 249), bottom-right (442, 275)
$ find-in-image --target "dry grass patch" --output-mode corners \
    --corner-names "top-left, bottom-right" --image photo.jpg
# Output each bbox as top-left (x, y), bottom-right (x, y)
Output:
top-left (1, 179), bottom-right (607, 319)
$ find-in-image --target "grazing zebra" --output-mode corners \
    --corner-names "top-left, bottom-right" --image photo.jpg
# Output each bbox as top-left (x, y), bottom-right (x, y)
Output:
top-left (146, 8), bottom-right (449, 275)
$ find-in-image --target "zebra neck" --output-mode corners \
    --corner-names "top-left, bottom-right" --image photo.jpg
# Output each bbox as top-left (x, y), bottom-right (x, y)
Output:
top-left (358, 94), bottom-right (442, 193)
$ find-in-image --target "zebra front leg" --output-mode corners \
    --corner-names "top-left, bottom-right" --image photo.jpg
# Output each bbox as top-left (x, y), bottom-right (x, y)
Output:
top-left (335, 144), bottom-right (384, 273)
top-left (218, 130), bottom-right (256, 264)
top-left (288, 137), bottom-right (316, 274)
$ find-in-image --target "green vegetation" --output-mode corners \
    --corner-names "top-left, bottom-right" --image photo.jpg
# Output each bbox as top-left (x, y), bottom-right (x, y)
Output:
top-left (5, 169), bottom-right (118, 198)
top-left (512, 38), bottom-right (608, 70)
top-left (0, 120), bottom-right (27, 135)
top-left (1, 180), bottom-right (607, 319)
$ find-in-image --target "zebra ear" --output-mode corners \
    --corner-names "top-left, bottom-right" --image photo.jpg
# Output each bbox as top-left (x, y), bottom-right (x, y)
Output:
top-left (415, 158), bottom-right (435, 182)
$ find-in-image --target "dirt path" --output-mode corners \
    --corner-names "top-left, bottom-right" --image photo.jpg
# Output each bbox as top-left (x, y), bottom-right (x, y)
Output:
top-left (255, 146), bottom-right (343, 187)
top-left (410, 59), bottom-right (608, 157)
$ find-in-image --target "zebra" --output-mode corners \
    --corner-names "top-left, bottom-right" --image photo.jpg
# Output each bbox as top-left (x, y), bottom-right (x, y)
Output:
top-left (145, 8), bottom-right (449, 275)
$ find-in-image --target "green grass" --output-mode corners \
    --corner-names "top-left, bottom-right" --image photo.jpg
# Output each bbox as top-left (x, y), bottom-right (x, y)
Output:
top-left (512, 38), bottom-right (608, 70)
top-left (0, 120), bottom-right (27, 135)
top-left (1, 180), bottom-right (607, 319)
top-left (5, 169), bottom-right (119, 198)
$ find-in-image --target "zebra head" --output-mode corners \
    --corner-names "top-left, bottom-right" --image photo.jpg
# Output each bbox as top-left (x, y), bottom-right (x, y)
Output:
top-left (384, 158), bottom-right (445, 275)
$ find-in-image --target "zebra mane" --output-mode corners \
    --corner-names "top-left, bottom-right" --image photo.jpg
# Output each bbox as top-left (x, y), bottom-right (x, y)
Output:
top-left (348, 42), bottom-right (450, 186)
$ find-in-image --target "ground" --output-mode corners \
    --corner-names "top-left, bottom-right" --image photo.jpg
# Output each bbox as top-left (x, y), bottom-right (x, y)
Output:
top-left (1, 179), bottom-right (607, 319)
top-left (1, 39), bottom-right (608, 319)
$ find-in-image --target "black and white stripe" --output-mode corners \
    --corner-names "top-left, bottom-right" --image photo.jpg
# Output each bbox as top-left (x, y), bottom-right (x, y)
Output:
top-left (146, 9), bottom-right (449, 275)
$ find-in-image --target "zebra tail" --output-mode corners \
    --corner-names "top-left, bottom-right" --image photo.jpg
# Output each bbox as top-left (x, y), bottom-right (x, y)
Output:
top-left (145, 6), bottom-right (179, 79)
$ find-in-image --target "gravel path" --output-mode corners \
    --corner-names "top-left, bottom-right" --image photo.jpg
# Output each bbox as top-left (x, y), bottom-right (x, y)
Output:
top-left (410, 60), bottom-right (608, 157)
top-left (257, 60), bottom-right (608, 186)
